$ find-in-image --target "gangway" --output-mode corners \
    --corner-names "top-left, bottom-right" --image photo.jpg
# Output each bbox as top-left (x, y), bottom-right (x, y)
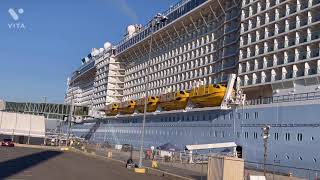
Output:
top-left (0, 100), bottom-right (89, 120)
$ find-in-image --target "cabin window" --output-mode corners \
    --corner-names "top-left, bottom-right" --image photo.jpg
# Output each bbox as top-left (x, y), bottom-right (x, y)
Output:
top-left (245, 113), bottom-right (249, 119)
top-left (285, 133), bottom-right (290, 141)
top-left (254, 132), bottom-right (258, 139)
top-left (244, 132), bottom-right (249, 139)
top-left (221, 131), bottom-right (225, 138)
top-left (255, 112), bottom-right (259, 119)
top-left (229, 113), bottom-right (234, 119)
top-left (297, 133), bottom-right (303, 141)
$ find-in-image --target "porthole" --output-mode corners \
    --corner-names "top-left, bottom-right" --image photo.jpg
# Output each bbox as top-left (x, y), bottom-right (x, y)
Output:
top-left (298, 157), bottom-right (302, 161)
top-left (313, 158), bottom-right (317, 163)
top-left (285, 155), bottom-right (290, 159)
top-left (274, 154), bottom-right (278, 158)
top-left (311, 136), bottom-right (315, 141)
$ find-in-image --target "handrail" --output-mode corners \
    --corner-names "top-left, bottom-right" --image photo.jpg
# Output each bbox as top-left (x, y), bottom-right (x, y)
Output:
top-left (246, 91), bottom-right (320, 105)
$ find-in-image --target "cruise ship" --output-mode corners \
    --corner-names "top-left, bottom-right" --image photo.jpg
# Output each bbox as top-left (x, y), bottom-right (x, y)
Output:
top-left (65, 0), bottom-right (320, 178)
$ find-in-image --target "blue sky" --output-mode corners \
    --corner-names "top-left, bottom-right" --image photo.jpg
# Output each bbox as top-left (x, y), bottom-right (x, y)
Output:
top-left (0, 0), bottom-right (174, 103)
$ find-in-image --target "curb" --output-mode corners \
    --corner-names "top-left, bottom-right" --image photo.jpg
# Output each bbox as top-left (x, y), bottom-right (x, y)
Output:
top-left (14, 144), bottom-right (62, 151)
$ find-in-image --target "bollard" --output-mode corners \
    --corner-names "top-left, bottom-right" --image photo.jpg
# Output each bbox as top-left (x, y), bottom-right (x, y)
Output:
top-left (107, 151), bottom-right (112, 158)
top-left (152, 160), bottom-right (158, 168)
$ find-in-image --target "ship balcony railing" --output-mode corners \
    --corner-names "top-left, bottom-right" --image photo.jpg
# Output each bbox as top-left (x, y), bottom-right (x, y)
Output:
top-left (247, 91), bottom-right (320, 105)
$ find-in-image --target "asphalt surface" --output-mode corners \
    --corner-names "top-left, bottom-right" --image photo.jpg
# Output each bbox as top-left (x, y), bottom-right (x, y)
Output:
top-left (0, 146), bottom-right (166, 180)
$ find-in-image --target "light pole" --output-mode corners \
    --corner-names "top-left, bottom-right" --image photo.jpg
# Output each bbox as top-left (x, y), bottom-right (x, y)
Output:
top-left (138, 13), bottom-right (168, 168)
top-left (66, 79), bottom-right (75, 146)
top-left (262, 125), bottom-right (270, 177)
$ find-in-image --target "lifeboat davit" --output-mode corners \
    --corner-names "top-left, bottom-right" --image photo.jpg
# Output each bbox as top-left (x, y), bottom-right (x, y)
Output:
top-left (189, 84), bottom-right (226, 107)
top-left (159, 90), bottom-right (189, 111)
top-left (137, 96), bottom-right (159, 113)
top-left (119, 100), bottom-right (137, 114)
top-left (105, 103), bottom-right (119, 116)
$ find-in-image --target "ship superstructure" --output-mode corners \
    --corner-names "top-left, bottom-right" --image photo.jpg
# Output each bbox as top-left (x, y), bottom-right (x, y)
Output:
top-left (65, 0), bottom-right (320, 178)
top-left (65, 54), bottom-right (95, 108)
top-left (238, 0), bottom-right (320, 99)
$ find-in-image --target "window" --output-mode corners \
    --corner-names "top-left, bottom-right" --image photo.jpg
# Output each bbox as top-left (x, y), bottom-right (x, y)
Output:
top-left (285, 133), bottom-right (290, 141)
top-left (238, 113), bottom-right (241, 119)
top-left (237, 132), bottom-right (240, 138)
top-left (245, 113), bottom-right (250, 119)
top-left (255, 112), bottom-right (259, 119)
top-left (244, 132), bottom-right (249, 139)
top-left (298, 157), bottom-right (303, 161)
top-left (297, 133), bottom-right (303, 141)
top-left (230, 113), bottom-right (234, 119)
top-left (274, 133), bottom-right (279, 140)
top-left (285, 155), bottom-right (290, 159)
top-left (254, 132), bottom-right (258, 139)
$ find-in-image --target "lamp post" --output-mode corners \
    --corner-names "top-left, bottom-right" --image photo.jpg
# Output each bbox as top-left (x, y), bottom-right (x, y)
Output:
top-left (262, 125), bottom-right (270, 177)
top-left (138, 13), bottom-right (168, 168)
top-left (66, 79), bottom-right (75, 147)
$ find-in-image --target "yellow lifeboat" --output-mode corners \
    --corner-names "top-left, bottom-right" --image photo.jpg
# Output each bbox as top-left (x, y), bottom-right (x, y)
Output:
top-left (119, 100), bottom-right (137, 114)
top-left (105, 103), bottom-right (119, 116)
top-left (137, 96), bottom-right (159, 113)
top-left (159, 90), bottom-right (189, 111)
top-left (189, 84), bottom-right (226, 107)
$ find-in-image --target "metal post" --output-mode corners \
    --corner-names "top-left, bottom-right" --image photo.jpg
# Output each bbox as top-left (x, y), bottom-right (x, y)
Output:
top-left (138, 23), bottom-right (154, 168)
top-left (43, 96), bottom-right (47, 145)
top-left (138, 14), bottom-right (167, 168)
top-left (262, 125), bottom-right (270, 177)
top-left (66, 85), bottom-right (74, 146)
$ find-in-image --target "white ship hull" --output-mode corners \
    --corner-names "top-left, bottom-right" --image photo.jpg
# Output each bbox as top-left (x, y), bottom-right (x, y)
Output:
top-left (70, 99), bottom-right (320, 178)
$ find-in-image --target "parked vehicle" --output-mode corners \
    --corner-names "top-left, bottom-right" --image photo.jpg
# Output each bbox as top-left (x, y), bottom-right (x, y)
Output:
top-left (1, 139), bottom-right (14, 147)
top-left (121, 144), bottom-right (132, 152)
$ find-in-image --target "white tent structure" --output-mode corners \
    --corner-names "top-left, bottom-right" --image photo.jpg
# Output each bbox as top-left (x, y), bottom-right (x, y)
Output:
top-left (185, 142), bottom-right (238, 163)
top-left (0, 111), bottom-right (45, 142)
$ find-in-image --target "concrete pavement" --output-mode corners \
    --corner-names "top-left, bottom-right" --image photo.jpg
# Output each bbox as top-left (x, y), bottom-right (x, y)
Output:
top-left (0, 146), bottom-right (166, 180)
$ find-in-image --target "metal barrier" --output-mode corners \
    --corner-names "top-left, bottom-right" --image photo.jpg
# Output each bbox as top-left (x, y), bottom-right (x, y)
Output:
top-left (247, 91), bottom-right (320, 106)
top-left (69, 141), bottom-right (320, 180)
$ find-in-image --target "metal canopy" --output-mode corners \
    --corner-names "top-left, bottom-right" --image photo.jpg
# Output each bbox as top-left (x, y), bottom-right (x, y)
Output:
top-left (185, 142), bottom-right (237, 151)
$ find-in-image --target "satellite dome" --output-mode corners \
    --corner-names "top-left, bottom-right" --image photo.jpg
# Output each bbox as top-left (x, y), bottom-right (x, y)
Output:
top-left (91, 48), bottom-right (99, 56)
top-left (127, 25), bottom-right (136, 37)
top-left (104, 42), bottom-right (112, 50)
top-left (99, 48), bottom-right (104, 53)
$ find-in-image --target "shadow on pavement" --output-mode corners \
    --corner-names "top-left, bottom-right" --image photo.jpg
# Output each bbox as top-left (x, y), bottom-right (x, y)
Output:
top-left (0, 150), bottom-right (63, 179)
